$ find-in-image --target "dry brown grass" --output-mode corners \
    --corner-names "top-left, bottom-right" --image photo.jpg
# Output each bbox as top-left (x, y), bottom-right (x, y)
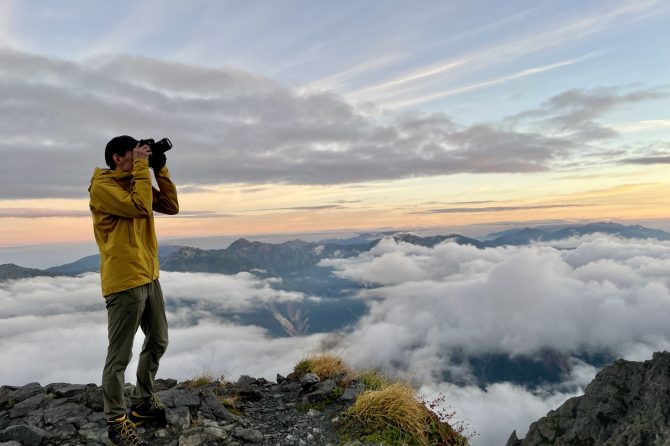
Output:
top-left (293, 354), bottom-right (353, 383)
top-left (186, 373), bottom-right (214, 389)
top-left (344, 382), bottom-right (430, 444)
top-left (357, 369), bottom-right (392, 391)
top-left (343, 382), bottom-right (467, 446)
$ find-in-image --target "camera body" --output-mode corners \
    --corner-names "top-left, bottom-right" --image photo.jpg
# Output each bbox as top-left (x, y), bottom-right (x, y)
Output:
top-left (138, 138), bottom-right (172, 170)
top-left (138, 138), bottom-right (172, 156)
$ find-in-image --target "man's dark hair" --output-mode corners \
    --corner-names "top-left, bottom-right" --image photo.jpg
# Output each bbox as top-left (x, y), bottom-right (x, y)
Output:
top-left (105, 135), bottom-right (138, 169)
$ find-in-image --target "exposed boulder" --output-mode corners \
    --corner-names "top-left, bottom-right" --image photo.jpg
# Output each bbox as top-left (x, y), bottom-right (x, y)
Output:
top-left (511, 351), bottom-right (670, 446)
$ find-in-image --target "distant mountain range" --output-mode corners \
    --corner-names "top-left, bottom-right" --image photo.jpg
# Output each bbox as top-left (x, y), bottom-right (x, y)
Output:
top-left (2, 221), bottom-right (668, 388)
top-left (482, 221), bottom-right (670, 246)
top-left (2, 222), bottom-right (668, 282)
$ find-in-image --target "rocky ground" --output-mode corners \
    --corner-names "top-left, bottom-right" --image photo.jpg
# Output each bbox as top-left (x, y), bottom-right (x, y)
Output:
top-left (0, 372), bottom-right (368, 446)
top-left (506, 351), bottom-right (670, 446)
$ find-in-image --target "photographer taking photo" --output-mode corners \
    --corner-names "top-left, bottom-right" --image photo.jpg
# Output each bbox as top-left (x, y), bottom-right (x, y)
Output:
top-left (88, 135), bottom-right (179, 446)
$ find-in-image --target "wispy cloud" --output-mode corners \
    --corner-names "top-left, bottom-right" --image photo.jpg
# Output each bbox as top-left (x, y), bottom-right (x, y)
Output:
top-left (2, 47), bottom-right (610, 199)
top-left (415, 204), bottom-right (590, 214)
top-left (301, 54), bottom-right (404, 92)
top-left (245, 205), bottom-right (346, 212)
top-left (622, 156), bottom-right (670, 165)
top-left (347, 0), bottom-right (665, 107)
top-left (0, 208), bottom-right (89, 218)
top-left (384, 53), bottom-right (605, 109)
top-left (611, 119), bottom-right (670, 133)
top-left (0, 0), bottom-right (19, 49)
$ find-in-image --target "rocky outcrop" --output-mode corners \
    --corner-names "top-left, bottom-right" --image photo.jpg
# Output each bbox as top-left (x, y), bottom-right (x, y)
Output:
top-left (509, 351), bottom-right (670, 446)
top-left (0, 373), bottom-right (367, 446)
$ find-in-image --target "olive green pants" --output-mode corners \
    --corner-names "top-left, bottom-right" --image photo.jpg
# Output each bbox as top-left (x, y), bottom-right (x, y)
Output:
top-left (102, 279), bottom-right (169, 419)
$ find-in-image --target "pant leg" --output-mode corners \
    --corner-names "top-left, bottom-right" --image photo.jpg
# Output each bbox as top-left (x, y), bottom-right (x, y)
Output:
top-left (102, 285), bottom-right (148, 418)
top-left (133, 279), bottom-right (169, 401)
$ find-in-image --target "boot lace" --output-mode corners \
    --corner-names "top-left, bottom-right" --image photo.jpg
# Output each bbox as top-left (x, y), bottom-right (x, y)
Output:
top-left (149, 393), bottom-right (166, 410)
top-left (117, 418), bottom-right (145, 446)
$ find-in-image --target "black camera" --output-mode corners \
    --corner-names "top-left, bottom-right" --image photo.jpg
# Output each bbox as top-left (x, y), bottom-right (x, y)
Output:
top-left (138, 138), bottom-right (172, 170)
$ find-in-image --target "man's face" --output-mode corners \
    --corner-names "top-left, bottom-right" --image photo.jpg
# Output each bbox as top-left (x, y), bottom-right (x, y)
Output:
top-left (113, 149), bottom-right (134, 172)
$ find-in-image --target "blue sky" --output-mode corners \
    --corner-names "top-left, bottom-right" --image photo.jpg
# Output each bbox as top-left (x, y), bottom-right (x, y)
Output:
top-left (6, 0), bottom-right (670, 118)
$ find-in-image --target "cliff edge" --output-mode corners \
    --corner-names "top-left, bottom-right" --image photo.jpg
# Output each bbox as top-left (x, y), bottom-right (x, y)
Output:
top-left (507, 351), bottom-right (670, 446)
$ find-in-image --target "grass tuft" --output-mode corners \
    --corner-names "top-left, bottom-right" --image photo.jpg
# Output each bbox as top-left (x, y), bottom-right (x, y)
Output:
top-left (357, 369), bottom-right (392, 391)
top-left (293, 354), bottom-right (353, 383)
top-left (342, 382), bottom-right (468, 446)
top-left (219, 392), bottom-right (242, 416)
top-left (187, 373), bottom-right (214, 389)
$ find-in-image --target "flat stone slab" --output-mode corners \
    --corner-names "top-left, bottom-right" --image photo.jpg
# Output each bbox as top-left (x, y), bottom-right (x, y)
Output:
top-left (0, 424), bottom-right (50, 446)
top-left (43, 403), bottom-right (92, 426)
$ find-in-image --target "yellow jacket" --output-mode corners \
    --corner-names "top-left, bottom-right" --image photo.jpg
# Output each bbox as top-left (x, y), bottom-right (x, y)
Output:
top-left (89, 159), bottom-right (179, 296)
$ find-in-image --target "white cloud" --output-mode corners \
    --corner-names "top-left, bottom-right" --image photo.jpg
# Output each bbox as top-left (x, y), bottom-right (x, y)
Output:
top-left (0, 270), bottom-right (313, 385)
top-left (1, 47), bottom-right (662, 199)
top-left (164, 271), bottom-right (306, 312)
top-left (3, 235), bottom-right (670, 445)
top-left (323, 235), bottom-right (670, 377)
top-left (420, 381), bottom-right (581, 446)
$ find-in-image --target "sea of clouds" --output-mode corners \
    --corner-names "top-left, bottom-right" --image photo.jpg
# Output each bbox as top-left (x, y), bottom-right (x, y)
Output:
top-left (2, 234), bottom-right (670, 445)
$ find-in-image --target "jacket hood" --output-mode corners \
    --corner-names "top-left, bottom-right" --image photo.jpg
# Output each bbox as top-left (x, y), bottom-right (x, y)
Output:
top-left (89, 167), bottom-right (133, 191)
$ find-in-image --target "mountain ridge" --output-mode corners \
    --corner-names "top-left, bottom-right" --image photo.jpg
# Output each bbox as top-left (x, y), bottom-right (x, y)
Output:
top-left (5, 222), bottom-right (667, 279)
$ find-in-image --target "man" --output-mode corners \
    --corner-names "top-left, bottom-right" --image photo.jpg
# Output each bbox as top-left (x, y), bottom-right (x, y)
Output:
top-left (89, 135), bottom-right (179, 446)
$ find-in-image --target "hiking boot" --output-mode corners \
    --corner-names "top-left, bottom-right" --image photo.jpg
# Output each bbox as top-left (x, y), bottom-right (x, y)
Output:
top-left (129, 393), bottom-right (167, 427)
top-left (107, 414), bottom-right (148, 446)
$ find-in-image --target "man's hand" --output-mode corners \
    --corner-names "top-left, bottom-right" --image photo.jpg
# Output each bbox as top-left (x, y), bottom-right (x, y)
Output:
top-left (133, 143), bottom-right (152, 161)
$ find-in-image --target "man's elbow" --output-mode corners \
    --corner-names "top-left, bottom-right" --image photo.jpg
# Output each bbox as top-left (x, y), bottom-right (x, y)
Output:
top-left (165, 202), bottom-right (179, 215)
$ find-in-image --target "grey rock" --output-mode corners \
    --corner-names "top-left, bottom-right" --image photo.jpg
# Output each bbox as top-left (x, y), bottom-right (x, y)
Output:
top-left (235, 385), bottom-right (263, 402)
top-left (43, 403), bottom-right (91, 426)
top-left (44, 382), bottom-right (70, 394)
top-left (9, 394), bottom-right (46, 419)
top-left (154, 428), bottom-right (169, 438)
top-left (280, 381), bottom-right (302, 396)
top-left (0, 441), bottom-right (22, 446)
top-left (78, 421), bottom-right (108, 444)
top-left (166, 406), bottom-right (191, 429)
top-left (302, 379), bottom-right (336, 404)
top-left (10, 383), bottom-right (44, 403)
top-left (338, 383), bottom-right (366, 401)
top-left (0, 424), bottom-right (50, 446)
top-left (53, 384), bottom-right (86, 399)
top-left (0, 388), bottom-right (10, 410)
top-left (276, 373), bottom-right (286, 384)
top-left (158, 388), bottom-right (201, 408)
top-left (85, 411), bottom-right (106, 424)
top-left (299, 373), bottom-right (320, 389)
top-left (200, 389), bottom-right (243, 423)
top-left (233, 426), bottom-right (264, 443)
top-left (82, 385), bottom-right (104, 412)
top-left (154, 378), bottom-right (178, 391)
top-left (504, 430), bottom-right (521, 446)
top-left (237, 375), bottom-right (258, 387)
top-left (514, 351), bottom-right (670, 446)
top-left (46, 422), bottom-right (77, 440)
top-left (306, 409), bottom-right (322, 418)
top-left (179, 426), bottom-right (228, 446)
top-left (22, 410), bottom-right (45, 428)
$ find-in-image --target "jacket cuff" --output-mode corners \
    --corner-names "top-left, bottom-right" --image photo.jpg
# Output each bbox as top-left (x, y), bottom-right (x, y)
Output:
top-left (154, 165), bottom-right (170, 176)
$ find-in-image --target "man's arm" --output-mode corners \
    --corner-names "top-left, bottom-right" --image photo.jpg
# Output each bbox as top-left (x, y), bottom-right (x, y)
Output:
top-left (91, 159), bottom-right (153, 219)
top-left (152, 165), bottom-right (179, 215)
